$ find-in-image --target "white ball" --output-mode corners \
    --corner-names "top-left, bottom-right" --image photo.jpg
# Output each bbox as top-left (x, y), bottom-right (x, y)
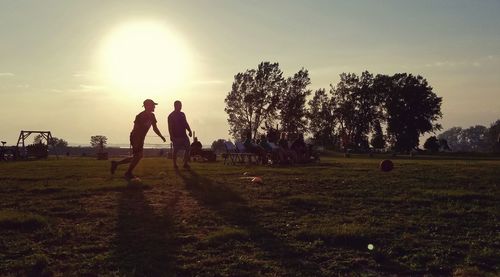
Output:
top-left (129, 177), bottom-right (142, 186)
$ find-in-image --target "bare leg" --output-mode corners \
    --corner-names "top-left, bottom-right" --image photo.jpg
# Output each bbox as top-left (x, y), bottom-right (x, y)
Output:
top-left (173, 148), bottom-right (178, 168)
top-left (111, 156), bottom-right (133, 174)
top-left (125, 152), bottom-right (142, 178)
top-left (183, 148), bottom-right (190, 166)
top-left (116, 157), bottom-right (133, 165)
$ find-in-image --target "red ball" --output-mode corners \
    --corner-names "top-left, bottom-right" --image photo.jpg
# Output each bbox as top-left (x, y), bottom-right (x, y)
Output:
top-left (379, 159), bottom-right (394, 172)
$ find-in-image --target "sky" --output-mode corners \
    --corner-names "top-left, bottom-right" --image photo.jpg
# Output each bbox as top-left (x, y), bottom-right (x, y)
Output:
top-left (1, 0), bottom-right (499, 147)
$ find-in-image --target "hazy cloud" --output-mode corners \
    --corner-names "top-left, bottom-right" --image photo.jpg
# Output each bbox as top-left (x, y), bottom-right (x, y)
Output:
top-left (424, 55), bottom-right (499, 69)
top-left (425, 61), bottom-right (461, 68)
top-left (72, 71), bottom-right (95, 78)
top-left (70, 84), bottom-right (106, 93)
top-left (48, 84), bottom-right (106, 94)
top-left (0, 72), bottom-right (15, 77)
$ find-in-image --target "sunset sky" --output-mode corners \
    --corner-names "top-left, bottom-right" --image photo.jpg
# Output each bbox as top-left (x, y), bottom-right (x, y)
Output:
top-left (1, 0), bottom-right (499, 146)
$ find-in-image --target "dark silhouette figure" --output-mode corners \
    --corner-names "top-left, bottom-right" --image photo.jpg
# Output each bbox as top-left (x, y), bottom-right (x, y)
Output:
top-left (114, 187), bottom-right (178, 275)
top-left (243, 131), bottom-right (267, 164)
top-left (168, 100), bottom-right (192, 169)
top-left (190, 137), bottom-right (203, 157)
top-left (260, 134), bottom-right (285, 164)
top-left (111, 99), bottom-right (166, 179)
top-left (291, 133), bottom-right (307, 162)
top-left (279, 132), bottom-right (297, 163)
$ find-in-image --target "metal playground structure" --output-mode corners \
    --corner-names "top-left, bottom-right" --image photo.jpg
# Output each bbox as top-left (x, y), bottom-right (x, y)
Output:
top-left (0, 130), bottom-right (58, 161)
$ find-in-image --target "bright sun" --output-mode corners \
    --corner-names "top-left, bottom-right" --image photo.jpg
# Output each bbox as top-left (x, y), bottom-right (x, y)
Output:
top-left (99, 21), bottom-right (192, 95)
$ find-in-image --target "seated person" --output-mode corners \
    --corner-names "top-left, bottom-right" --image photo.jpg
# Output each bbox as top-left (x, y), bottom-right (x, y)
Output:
top-left (259, 134), bottom-right (273, 152)
top-left (291, 133), bottom-right (308, 163)
top-left (260, 134), bottom-right (285, 164)
top-left (278, 132), bottom-right (297, 164)
top-left (190, 137), bottom-right (203, 156)
top-left (243, 132), bottom-right (267, 164)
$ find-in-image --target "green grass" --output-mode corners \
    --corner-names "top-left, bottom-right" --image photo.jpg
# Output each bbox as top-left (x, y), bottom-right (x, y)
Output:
top-left (0, 210), bottom-right (48, 230)
top-left (0, 155), bottom-right (499, 276)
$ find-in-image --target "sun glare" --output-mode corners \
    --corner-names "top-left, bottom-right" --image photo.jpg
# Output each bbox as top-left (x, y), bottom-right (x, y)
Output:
top-left (99, 21), bottom-right (192, 96)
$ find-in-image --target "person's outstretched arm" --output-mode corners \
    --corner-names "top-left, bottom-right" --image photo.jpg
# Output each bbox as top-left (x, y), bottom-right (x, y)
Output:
top-left (152, 123), bottom-right (166, 142)
top-left (184, 114), bottom-right (192, 137)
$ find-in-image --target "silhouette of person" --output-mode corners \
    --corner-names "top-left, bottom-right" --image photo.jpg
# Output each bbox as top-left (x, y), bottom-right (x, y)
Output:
top-left (291, 133), bottom-right (307, 162)
top-left (190, 137), bottom-right (203, 157)
top-left (110, 99), bottom-right (166, 179)
top-left (243, 131), bottom-right (267, 164)
top-left (168, 100), bottom-right (192, 169)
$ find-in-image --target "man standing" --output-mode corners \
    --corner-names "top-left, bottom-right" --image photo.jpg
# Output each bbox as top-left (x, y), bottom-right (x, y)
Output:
top-left (111, 99), bottom-right (166, 179)
top-left (168, 100), bottom-right (192, 169)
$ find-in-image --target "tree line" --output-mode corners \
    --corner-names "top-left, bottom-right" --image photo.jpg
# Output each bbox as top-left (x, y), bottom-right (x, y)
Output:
top-left (426, 120), bottom-right (500, 153)
top-left (225, 62), bottom-right (443, 152)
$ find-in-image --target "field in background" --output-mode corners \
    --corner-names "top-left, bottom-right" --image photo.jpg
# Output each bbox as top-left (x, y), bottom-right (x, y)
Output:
top-left (0, 156), bottom-right (499, 276)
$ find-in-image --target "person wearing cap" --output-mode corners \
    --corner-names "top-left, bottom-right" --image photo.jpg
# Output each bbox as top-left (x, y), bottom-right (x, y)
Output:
top-left (110, 99), bottom-right (166, 179)
top-left (168, 100), bottom-right (192, 169)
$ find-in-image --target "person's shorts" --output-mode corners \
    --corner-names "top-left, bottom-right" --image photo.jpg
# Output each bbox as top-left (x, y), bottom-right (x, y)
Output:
top-left (130, 134), bottom-right (145, 155)
top-left (172, 137), bottom-right (190, 151)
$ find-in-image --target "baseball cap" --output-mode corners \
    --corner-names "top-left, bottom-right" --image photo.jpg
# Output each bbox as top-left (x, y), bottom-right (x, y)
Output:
top-left (143, 99), bottom-right (158, 106)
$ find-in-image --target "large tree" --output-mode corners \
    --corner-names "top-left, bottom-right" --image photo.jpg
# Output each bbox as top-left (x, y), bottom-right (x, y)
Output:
top-left (224, 62), bottom-right (284, 140)
top-left (279, 68), bottom-right (311, 136)
top-left (437, 127), bottom-right (463, 151)
top-left (331, 71), bottom-right (379, 150)
top-left (424, 136), bottom-right (440, 152)
top-left (438, 125), bottom-right (490, 152)
top-left (90, 135), bottom-right (107, 153)
top-left (487, 119), bottom-right (500, 153)
top-left (461, 125), bottom-right (489, 152)
top-left (34, 135), bottom-right (68, 152)
top-left (370, 120), bottom-right (385, 149)
top-left (380, 73), bottom-right (442, 152)
top-left (307, 88), bottom-right (336, 147)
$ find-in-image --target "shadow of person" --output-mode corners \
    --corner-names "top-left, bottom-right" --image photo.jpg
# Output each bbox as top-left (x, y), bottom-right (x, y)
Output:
top-left (176, 169), bottom-right (319, 276)
top-left (113, 184), bottom-right (178, 276)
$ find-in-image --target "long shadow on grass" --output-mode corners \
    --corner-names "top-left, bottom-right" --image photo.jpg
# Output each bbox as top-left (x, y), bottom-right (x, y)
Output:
top-left (113, 185), bottom-right (178, 276)
top-left (177, 169), bottom-right (320, 276)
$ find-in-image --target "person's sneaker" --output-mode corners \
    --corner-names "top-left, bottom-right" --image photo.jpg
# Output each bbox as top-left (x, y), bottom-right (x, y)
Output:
top-left (110, 161), bottom-right (117, 175)
top-left (124, 172), bottom-right (136, 180)
top-left (183, 163), bottom-right (191, 170)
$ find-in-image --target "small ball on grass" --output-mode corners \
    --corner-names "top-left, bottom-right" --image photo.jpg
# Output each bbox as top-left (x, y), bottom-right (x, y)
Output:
top-left (251, 176), bottom-right (263, 184)
top-left (379, 160), bottom-right (394, 172)
top-left (129, 177), bottom-right (143, 187)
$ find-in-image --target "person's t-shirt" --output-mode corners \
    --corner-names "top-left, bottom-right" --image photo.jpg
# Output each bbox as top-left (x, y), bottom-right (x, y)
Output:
top-left (131, 111), bottom-right (157, 139)
top-left (279, 138), bottom-right (289, 150)
top-left (168, 111), bottom-right (188, 139)
top-left (291, 139), bottom-right (306, 151)
top-left (244, 138), bottom-right (253, 148)
top-left (260, 140), bottom-right (272, 152)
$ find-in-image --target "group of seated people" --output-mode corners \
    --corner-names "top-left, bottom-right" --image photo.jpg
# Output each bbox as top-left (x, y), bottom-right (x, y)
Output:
top-left (243, 131), bottom-right (317, 165)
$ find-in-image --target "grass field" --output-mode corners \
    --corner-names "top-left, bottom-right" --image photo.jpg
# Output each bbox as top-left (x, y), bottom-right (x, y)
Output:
top-left (0, 155), bottom-right (499, 276)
